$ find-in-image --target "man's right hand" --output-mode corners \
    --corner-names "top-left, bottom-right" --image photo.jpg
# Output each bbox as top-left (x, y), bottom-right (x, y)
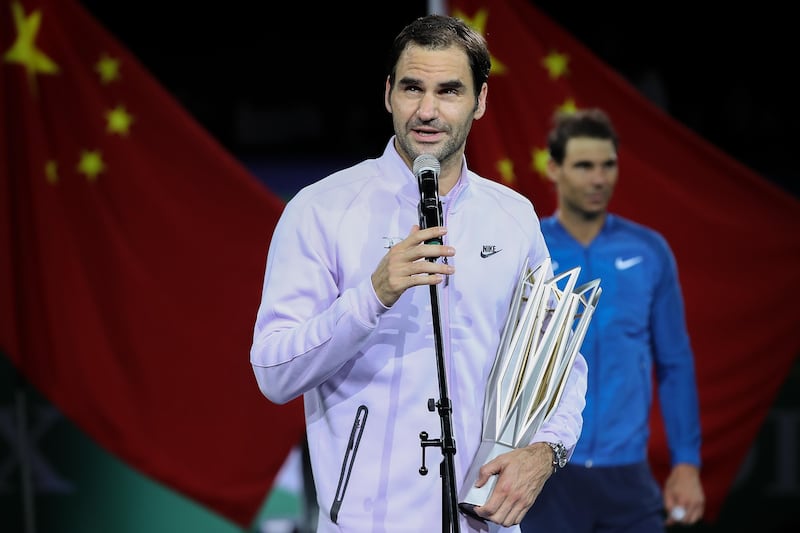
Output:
top-left (371, 225), bottom-right (455, 307)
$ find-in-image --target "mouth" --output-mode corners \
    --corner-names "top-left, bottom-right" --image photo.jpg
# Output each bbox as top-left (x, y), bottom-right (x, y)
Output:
top-left (585, 193), bottom-right (609, 209)
top-left (411, 128), bottom-right (443, 142)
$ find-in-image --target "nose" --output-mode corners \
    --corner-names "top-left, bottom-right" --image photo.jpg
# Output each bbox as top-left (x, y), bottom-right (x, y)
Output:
top-left (589, 169), bottom-right (606, 184)
top-left (588, 165), bottom-right (612, 185)
top-left (416, 92), bottom-right (438, 121)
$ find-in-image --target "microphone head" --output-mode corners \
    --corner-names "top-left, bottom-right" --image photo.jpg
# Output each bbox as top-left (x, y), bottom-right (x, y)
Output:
top-left (413, 154), bottom-right (440, 178)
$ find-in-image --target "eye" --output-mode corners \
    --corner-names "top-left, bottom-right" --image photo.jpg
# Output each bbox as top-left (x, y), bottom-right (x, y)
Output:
top-left (439, 83), bottom-right (464, 97)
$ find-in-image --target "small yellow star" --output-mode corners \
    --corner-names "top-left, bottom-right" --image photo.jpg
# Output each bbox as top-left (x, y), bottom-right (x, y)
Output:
top-left (532, 148), bottom-right (550, 177)
top-left (453, 8), bottom-right (507, 75)
top-left (2, 1), bottom-right (60, 92)
top-left (557, 98), bottom-right (578, 115)
top-left (45, 160), bottom-right (58, 184)
top-left (106, 105), bottom-right (134, 135)
top-left (77, 150), bottom-right (106, 182)
top-left (542, 51), bottom-right (569, 80)
top-left (496, 157), bottom-right (515, 185)
top-left (95, 54), bottom-right (121, 84)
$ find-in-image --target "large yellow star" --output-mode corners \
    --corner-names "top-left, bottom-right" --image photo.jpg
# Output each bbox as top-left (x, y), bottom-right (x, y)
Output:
top-left (77, 150), bottom-right (106, 182)
top-left (95, 53), bottom-right (121, 84)
top-left (532, 148), bottom-right (550, 177)
top-left (496, 157), bottom-right (515, 185)
top-left (3, 1), bottom-right (59, 92)
top-left (106, 105), bottom-right (134, 135)
top-left (452, 8), bottom-right (507, 76)
top-left (542, 51), bottom-right (569, 80)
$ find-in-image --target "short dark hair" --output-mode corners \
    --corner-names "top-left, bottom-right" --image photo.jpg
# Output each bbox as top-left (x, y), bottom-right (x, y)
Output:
top-left (386, 14), bottom-right (491, 100)
top-left (547, 108), bottom-right (619, 164)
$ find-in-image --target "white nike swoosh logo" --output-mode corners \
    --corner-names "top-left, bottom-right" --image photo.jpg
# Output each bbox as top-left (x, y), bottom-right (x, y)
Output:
top-left (615, 256), bottom-right (643, 270)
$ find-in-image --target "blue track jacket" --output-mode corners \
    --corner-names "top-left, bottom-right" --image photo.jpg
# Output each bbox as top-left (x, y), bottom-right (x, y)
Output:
top-left (540, 214), bottom-right (701, 468)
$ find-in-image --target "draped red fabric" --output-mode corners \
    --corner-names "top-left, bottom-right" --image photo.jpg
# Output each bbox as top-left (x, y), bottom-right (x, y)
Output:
top-left (0, 0), bottom-right (303, 526)
top-left (449, 0), bottom-right (800, 521)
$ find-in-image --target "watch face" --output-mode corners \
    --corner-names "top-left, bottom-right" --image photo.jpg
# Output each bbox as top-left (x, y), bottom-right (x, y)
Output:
top-left (557, 446), bottom-right (567, 467)
top-left (550, 442), bottom-right (567, 468)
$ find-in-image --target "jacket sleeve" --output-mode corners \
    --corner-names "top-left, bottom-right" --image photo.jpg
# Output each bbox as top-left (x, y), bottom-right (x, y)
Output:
top-left (249, 196), bottom-right (389, 405)
top-left (652, 239), bottom-right (702, 466)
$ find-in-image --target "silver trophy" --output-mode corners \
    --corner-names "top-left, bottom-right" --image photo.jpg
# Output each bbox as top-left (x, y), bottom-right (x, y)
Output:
top-left (458, 258), bottom-right (601, 517)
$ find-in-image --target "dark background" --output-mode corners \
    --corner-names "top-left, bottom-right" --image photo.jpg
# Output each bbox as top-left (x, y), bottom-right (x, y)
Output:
top-left (79, 1), bottom-right (796, 197)
top-left (75, 2), bottom-right (799, 532)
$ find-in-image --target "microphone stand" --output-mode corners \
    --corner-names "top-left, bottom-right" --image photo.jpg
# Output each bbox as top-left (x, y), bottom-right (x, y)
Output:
top-left (415, 156), bottom-right (460, 533)
top-left (418, 281), bottom-right (461, 533)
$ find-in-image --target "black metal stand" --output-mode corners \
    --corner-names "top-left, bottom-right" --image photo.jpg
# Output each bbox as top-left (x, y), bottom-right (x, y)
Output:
top-left (418, 283), bottom-right (460, 533)
top-left (414, 154), bottom-right (459, 532)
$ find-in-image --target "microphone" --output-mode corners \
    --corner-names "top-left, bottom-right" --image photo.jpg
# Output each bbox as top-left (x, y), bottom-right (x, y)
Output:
top-left (413, 154), bottom-right (443, 248)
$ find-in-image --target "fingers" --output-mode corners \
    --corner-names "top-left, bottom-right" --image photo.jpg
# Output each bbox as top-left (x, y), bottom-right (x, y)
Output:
top-left (397, 226), bottom-right (454, 273)
top-left (471, 447), bottom-right (548, 527)
top-left (663, 465), bottom-right (705, 526)
top-left (404, 226), bottom-right (451, 259)
top-left (371, 225), bottom-right (455, 307)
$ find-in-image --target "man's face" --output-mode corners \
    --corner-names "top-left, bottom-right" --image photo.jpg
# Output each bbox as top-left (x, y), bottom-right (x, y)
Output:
top-left (385, 43), bottom-right (486, 173)
top-left (549, 137), bottom-right (618, 218)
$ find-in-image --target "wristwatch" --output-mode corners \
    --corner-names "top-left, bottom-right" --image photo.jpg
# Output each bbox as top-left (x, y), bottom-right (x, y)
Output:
top-left (546, 441), bottom-right (568, 473)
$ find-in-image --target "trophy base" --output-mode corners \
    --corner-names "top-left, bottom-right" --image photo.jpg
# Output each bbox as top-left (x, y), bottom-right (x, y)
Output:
top-left (458, 502), bottom-right (484, 522)
top-left (458, 440), bottom-right (515, 517)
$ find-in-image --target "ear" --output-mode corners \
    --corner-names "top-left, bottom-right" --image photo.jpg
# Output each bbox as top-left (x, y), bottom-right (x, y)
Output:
top-left (384, 76), bottom-right (392, 113)
top-left (546, 158), bottom-right (559, 183)
top-left (473, 83), bottom-right (488, 120)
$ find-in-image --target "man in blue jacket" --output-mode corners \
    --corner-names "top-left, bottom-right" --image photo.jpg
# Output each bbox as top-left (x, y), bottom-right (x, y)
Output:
top-left (521, 108), bottom-right (705, 532)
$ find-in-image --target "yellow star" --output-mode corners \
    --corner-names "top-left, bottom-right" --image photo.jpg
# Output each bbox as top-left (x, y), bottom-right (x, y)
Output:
top-left (453, 8), bottom-right (507, 75)
top-left (77, 150), bottom-right (106, 182)
top-left (106, 105), bottom-right (134, 135)
top-left (496, 157), bottom-right (515, 185)
top-left (557, 98), bottom-right (578, 114)
top-left (2, 1), bottom-right (60, 92)
top-left (542, 51), bottom-right (569, 80)
top-left (532, 148), bottom-right (550, 177)
top-left (45, 160), bottom-right (58, 184)
top-left (95, 53), bottom-right (121, 84)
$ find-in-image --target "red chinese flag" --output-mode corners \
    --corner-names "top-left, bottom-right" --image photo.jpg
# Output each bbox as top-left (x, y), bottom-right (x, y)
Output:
top-left (0, 0), bottom-right (303, 526)
top-left (449, 0), bottom-right (800, 521)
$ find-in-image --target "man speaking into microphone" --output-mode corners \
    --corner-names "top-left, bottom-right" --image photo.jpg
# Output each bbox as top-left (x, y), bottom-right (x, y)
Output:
top-left (250, 14), bottom-right (587, 533)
